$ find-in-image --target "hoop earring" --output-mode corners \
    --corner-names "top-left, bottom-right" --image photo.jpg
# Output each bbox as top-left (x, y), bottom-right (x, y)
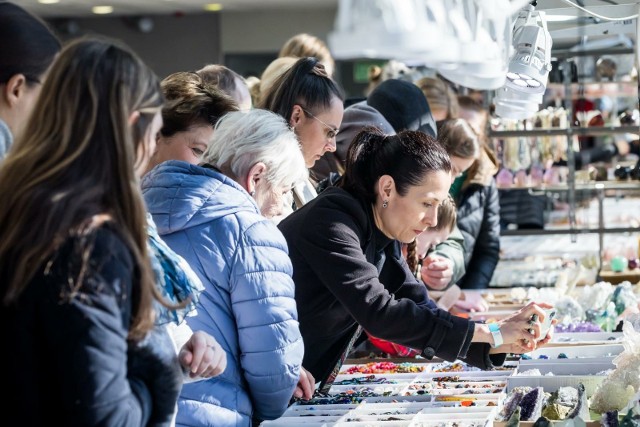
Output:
top-left (382, 200), bottom-right (388, 208)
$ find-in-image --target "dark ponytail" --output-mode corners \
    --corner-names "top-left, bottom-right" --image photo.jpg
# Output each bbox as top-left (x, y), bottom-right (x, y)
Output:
top-left (259, 57), bottom-right (343, 120)
top-left (341, 128), bottom-right (452, 204)
top-left (0, 3), bottom-right (60, 85)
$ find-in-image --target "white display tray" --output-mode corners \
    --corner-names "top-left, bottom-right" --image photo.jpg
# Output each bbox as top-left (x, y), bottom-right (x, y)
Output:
top-left (549, 332), bottom-right (623, 345)
top-left (521, 343), bottom-right (623, 363)
top-left (509, 361), bottom-right (613, 396)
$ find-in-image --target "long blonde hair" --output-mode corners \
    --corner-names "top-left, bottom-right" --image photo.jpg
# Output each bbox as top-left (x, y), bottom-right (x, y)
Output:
top-left (0, 38), bottom-right (163, 341)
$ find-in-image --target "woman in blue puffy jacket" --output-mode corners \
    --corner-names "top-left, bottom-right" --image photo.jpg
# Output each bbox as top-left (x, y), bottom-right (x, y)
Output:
top-left (142, 109), bottom-right (310, 426)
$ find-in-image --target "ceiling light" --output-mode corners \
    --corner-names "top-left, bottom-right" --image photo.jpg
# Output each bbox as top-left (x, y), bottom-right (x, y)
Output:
top-left (438, 0), bottom-right (512, 90)
top-left (327, 0), bottom-right (457, 63)
top-left (38, 0), bottom-right (60, 4)
top-left (203, 3), bottom-right (223, 12)
top-left (495, 4), bottom-right (553, 120)
top-left (92, 5), bottom-right (114, 14)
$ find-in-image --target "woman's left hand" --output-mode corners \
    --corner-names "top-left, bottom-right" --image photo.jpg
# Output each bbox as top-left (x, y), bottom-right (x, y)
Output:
top-left (454, 291), bottom-right (489, 312)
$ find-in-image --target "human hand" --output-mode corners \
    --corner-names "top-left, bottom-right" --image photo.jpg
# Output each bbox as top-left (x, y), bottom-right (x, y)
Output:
top-left (454, 291), bottom-right (489, 312)
top-left (420, 255), bottom-right (454, 290)
top-left (292, 367), bottom-right (315, 400)
top-left (179, 331), bottom-right (227, 379)
top-left (496, 302), bottom-right (554, 349)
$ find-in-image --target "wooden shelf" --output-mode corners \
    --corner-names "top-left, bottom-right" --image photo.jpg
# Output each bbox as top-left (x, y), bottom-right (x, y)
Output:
top-left (599, 269), bottom-right (640, 285)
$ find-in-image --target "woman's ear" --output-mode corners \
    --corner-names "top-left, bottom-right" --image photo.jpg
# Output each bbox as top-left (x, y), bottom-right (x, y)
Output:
top-left (377, 174), bottom-right (395, 200)
top-left (244, 162), bottom-right (267, 196)
top-left (3, 74), bottom-right (28, 107)
top-left (290, 104), bottom-right (304, 129)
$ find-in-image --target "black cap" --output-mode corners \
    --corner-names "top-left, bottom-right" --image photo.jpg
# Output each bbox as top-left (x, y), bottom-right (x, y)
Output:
top-left (367, 79), bottom-right (437, 138)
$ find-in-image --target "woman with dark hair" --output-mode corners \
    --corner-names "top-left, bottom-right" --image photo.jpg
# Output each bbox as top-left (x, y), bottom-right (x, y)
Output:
top-left (259, 56), bottom-right (344, 208)
top-left (278, 128), bottom-right (554, 387)
top-left (0, 2), bottom-right (60, 159)
top-left (0, 37), bottom-right (181, 426)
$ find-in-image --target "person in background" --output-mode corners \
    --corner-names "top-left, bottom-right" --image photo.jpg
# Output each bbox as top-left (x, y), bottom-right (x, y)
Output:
top-left (416, 76), bottom-right (459, 121)
top-left (279, 33), bottom-right (335, 78)
top-left (145, 71), bottom-right (238, 173)
top-left (314, 99), bottom-right (396, 182)
top-left (367, 79), bottom-right (464, 290)
top-left (259, 56), bottom-right (344, 209)
top-left (0, 37), bottom-right (181, 426)
top-left (142, 109), bottom-right (311, 426)
top-left (439, 118), bottom-right (501, 290)
top-left (197, 64), bottom-right (252, 111)
top-left (0, 2), bottom-right (60, 160)
top-left (278, 128), bottom-right (554, 388)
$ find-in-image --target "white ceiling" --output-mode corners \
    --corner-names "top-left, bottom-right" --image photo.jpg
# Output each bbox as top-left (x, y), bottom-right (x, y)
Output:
top-left (12, 0), bottom-right (640, 51)
top-left (14, 0), bottom-right (640, 18)
top-left (13, 0), bottom-right (337, 17)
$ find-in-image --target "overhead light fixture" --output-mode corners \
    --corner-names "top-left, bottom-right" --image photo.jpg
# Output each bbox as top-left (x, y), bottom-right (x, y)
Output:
top-left (327, 0), bottom-right (458, 63)
top-left (92, 5), bottom-right (114, 14)
top-left (437, 0), bottom-right (512, 90)
top-left (495, 4), bottom-right (553, 120)
top-left (38, 0), bottom-right (60, 4)
top-left (203, 3), bottom-right (223, 12)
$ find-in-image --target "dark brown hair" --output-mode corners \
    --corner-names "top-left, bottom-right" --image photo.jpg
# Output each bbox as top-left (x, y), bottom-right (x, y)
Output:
top-left (160, 71), bottom-right (238, 138)
top-left (259, 57), bottom-right (343, 122)
top-left (0, 2), bottom-right (60, 85)
top-left (341, 128), bottom-right (451, 205)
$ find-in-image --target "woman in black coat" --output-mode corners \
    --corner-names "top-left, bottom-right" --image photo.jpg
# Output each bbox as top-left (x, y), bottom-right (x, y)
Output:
top-left (278, 128), bottom-right (553, 388)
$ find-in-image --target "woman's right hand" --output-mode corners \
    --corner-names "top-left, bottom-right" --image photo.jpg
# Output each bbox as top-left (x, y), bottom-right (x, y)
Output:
top-left (292, 367), bottom-right (315, 400)
top-left (496, 302), bottom-right (553, 348)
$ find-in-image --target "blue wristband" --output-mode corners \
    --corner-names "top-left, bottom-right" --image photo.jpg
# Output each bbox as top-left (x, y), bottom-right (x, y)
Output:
top-left (488, 323), bottom-right (503, 348)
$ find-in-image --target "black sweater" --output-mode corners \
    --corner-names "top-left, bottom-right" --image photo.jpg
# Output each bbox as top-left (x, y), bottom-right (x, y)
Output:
top-left (278, 187), bottom-right (504, 383)
top-left (0, 226), bottom-right (181, 426)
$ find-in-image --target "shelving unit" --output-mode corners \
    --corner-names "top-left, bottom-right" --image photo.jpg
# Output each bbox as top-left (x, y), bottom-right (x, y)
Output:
top-left (491, 54), bottom-right (640, 283)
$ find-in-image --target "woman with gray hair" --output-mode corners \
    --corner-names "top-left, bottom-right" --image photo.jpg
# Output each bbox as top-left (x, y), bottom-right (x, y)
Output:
top-left (142, 109), bottom-right (311, 426)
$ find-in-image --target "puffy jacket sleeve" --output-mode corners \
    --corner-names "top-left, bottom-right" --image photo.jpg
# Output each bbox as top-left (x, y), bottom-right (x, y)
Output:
top-left (41, 229), bottom-right (153, 426)
top-left (430, 224), bottom-right (467, 286)
top-left (296, 205), bottom-right (474, 363)
top-left (458, 181), bottom-right (501, 289)
top-left (230, 218), bottom-right (304, 420)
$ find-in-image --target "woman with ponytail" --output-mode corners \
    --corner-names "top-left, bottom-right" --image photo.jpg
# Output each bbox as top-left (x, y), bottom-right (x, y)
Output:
top-left (278, 128), bottom-right (555, 388)
top-left (259, 56), bottom-right (344, 209)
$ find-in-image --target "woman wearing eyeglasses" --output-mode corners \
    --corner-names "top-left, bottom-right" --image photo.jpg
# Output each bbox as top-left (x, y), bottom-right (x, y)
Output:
top-left (259, 56), bottom-right (344, 209)
top-left (0, 2), bottom-right (60, 160)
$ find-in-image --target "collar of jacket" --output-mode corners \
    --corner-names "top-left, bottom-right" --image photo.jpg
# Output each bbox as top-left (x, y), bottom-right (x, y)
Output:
top-left (463, 144), bottom-right (499, 189)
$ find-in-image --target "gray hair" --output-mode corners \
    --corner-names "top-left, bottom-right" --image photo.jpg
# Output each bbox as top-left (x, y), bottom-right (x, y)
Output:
top-left (203, 109), bottom-right (308, 189)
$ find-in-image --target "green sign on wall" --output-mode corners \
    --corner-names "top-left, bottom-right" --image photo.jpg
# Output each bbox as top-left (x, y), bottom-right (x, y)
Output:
top-left (353, 60), bottom-right (387, 83)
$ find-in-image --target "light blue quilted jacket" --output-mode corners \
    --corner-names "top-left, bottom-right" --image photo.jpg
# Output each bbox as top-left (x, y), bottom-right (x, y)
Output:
top-left (142, 161), bottom-right (303, 426)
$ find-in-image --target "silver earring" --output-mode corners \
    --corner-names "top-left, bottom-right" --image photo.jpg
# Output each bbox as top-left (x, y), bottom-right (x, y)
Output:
top-left (250, 190), bottom-right (255, 197)
top-left (382, 200), bottom-right (388, 208)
